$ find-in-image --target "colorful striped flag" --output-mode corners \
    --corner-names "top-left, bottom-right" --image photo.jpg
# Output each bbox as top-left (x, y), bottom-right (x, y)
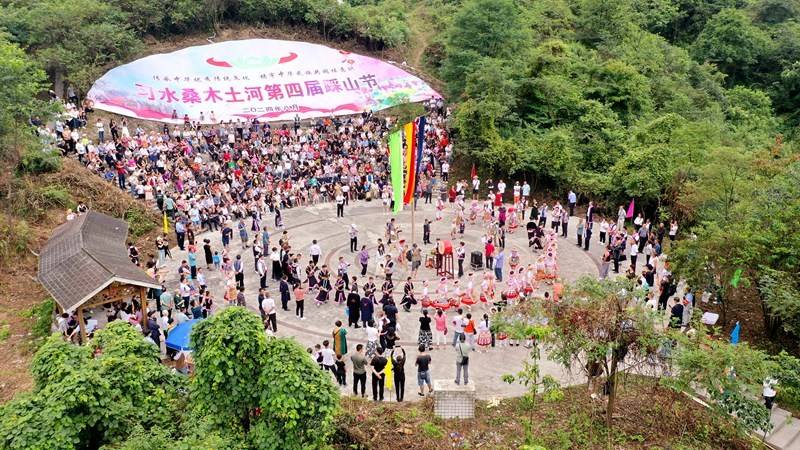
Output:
top-left (626, 199), bottom-right (635, 219)
top-left (389, 131), bottom-right (403, 214)
top-left (414, 116), bottom-right (426, 195)
top-left (162, 212), bottom-right (169, 233)
top-left (403, 121), bottom-right (416, 204)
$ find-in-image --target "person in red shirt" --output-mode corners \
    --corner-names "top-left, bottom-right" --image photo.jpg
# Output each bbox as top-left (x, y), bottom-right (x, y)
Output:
top-left (115, 161), bottom-right (127, 190)
top-left (494, 191), bottom-right (502, 208)
top-left (485, 240), bottom-right (495, 270)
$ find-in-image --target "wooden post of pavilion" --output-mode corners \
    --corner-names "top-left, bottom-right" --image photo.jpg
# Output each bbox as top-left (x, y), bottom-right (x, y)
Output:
top-left (139, 286), bottom-right (149, 333)
top-left (77, 307), bottom-right (87, 345)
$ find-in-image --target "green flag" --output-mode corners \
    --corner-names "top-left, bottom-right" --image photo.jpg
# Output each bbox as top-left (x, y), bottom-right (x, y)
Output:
top-left (389, 131), bottom-right (403, 214)
top-left (730, 268), bottom-right (743, 288)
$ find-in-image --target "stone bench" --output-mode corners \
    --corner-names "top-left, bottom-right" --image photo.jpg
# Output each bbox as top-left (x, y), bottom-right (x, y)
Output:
top-left (433, 380), bottom-right (476, 419)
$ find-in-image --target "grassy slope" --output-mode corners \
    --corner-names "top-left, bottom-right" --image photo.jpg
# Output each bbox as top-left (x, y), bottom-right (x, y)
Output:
top-left (334, 376), bottom-right (759, 450)
top-left (0, 158), bottom-right (160, 402)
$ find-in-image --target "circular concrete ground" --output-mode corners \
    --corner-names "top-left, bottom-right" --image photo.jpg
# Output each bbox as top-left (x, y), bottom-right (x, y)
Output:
top-left (160, 199), bottom-right (607, 399)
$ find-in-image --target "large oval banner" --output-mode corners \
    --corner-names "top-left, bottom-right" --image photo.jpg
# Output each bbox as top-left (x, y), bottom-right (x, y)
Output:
top-left (86, 38), bottom-right (440, 123)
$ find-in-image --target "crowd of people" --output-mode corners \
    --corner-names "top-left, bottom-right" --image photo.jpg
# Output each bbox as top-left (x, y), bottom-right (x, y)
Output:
top-left (42, 92), bottom-right (700, 402)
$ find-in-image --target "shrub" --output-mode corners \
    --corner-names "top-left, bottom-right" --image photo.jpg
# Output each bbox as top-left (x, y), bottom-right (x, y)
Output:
top-left (0, 322), bottom-right (9, 342)
top-left (9, 181), bottom-right (74, 222)
top-left (123, 206), bottom-right (157, 238)
top-left (0, 215), bottom-right (31, 263)
top-left (17, 150), bottom-right (62, 175)
top-left (39, 186), bottom-right (75, 210)
top-left (420, 422), bottom-right (444, 440)
top-left (20, 298), bottom-right (55, 351)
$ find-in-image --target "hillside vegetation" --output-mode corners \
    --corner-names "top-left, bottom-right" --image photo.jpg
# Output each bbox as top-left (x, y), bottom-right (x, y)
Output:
top-left (426, 0), bottom-right (800, 349)
top-left (0, 0), bottom-right (799, 447)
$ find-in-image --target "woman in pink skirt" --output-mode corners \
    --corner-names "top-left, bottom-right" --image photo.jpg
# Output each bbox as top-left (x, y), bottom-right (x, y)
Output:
top-left (476, 313), bottom-right (492, 351)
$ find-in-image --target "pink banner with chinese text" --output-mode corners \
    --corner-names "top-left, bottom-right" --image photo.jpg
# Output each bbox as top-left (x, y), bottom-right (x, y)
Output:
top-left (86, 38), bottom-right (440, 124)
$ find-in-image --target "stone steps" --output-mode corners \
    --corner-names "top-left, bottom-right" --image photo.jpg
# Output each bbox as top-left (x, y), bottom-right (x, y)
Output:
top-left (766, 408), bottom-right (800, 450)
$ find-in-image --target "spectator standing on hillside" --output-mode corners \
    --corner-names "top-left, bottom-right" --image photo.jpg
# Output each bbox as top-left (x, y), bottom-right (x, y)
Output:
top-left (568, 190), bottom-right (577, 216)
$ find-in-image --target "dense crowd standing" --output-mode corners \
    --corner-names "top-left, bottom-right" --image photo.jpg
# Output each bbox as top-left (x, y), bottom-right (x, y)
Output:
top-left (44, 95), bottom-right (701, 401)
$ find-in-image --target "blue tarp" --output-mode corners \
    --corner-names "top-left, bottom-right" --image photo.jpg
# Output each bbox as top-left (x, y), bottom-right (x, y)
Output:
top-left (165, 319), bottom-right (201, 351)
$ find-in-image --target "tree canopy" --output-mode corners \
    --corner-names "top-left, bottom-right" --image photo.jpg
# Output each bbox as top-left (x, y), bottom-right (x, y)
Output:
top-left (0, 309), bottom-right (338, 449)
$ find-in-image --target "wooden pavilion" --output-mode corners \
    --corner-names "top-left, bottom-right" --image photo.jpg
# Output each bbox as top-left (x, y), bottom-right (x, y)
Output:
top-left (38, 211), bottom-right (160, 343)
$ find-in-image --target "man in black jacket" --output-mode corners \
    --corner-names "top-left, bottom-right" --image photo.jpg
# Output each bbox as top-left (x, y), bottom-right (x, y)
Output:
top-left (279, 276), bottom-right (291, 311)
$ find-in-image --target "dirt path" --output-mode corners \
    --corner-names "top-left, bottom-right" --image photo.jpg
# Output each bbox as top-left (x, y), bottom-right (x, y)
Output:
top-left (407, 3), bottom-right (433, 69)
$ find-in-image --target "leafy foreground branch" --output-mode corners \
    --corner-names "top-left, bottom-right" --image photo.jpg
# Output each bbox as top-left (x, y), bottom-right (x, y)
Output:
top-left (495, 276), bottom-right (800, 440)
top-left (0, 308), bottom-right (339, 450)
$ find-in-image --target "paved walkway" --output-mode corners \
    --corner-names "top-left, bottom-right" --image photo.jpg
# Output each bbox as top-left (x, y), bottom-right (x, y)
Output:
top-left (157, 200), bottom-right (608, 400)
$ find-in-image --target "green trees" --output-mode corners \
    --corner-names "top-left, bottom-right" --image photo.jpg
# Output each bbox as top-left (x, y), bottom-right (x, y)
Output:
top-left (0, 0), bottom-right (412, 97)
top-left (671, 154), bottom-right (800, 335)
top-left (190, 307), bottom-right (339, 449)
top-left (691, 9), bottom-right (772, 86)
top-left (547, 277), bottom-right (665, 428)
top-left (441, 0), bottom-right (530, 99)
top-left (251, 339), bottom-right (339, 448)
top-left (0, 322), bottom-right (183, 450)
top-left (494, 277), bottom-right (666, 429)
top-left (191, 307), bottom-right (267, 433)
top-left (0, 308), bottom-right (338, 449)
top-left (438, 0), bottom-right (776, 207)
top-left (665, 331), bottom-right (776, 434)
top-left (0, 0), bottom-right (142, 93)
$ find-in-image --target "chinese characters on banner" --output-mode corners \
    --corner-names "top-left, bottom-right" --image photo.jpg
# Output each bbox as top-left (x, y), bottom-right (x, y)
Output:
top-left (87, 39), bottom-right (439, 123)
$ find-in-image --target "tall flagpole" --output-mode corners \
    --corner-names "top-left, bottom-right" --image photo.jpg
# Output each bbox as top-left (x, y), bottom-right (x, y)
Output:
top-left (410, 115), bottom-right (425, 246)
top-left (412, 192), bottom-right (416, 244)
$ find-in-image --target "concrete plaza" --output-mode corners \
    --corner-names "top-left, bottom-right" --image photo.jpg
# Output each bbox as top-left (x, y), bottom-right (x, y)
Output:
top-left (160, 199), bottom-right (608, 400)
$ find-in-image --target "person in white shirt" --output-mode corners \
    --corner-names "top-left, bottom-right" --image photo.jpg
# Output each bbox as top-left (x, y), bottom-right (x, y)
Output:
top-left (628, 236), bottom-right (639, 272)
top-left (471, 176), bottom-right (480, 200)
top-left (497, 179), bottom-right (506, 195)
top-left (320, 340), bottom-right (337, 371)
top-left (309, 240), bottom-right (322, 265)
top-left (764, 377), bottom-right (778, 410)
top-left (261, 295), bottom-right (277, 332)
top-left (451, 309), bottom-right (466, 346)
top-left (173, 308), bottom-right (189, 325)
top-left (599, 219), bottom-right (609, 243)
top-left (441, 161), bottom-right (450, 181)
top-left (341, 183), bottom-right (350, 204)
top-left (256, 256), bottom-right (267, 289)
top-left (633, 213), bottom-right (644, 230)
top-left (336, 193), bottom-right (345, 217)
top-left (349, 224), bottom-right (359, 252)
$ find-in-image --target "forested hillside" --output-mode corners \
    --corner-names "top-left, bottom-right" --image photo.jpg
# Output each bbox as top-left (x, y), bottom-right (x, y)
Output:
top-left (1, 0), bottom-right (800, 448)
top-left (427, 0), bottom-right (800, 347)
top-left (0, 0), bottom-right (797, 365)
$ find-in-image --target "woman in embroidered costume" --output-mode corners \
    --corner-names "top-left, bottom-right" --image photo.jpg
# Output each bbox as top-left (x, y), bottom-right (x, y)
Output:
top-left (480, 272), bottom-right (495, 304)
top-left (316, 265), bottom-right (331, 305)
top-left (483, 197), bottom-right (493, 222)
top-left (449, 280), bottom-right (463, 308)
top-left (421, 280), bottom-right (433, 308)
top-left (469, 200), bottom-right (480, 223)
top-left (507, 205), bottom-right (519, 232)
top-left (334, 274), bottom-right (346, 305)
top-left (436, 197), bottom-right (445, 221)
